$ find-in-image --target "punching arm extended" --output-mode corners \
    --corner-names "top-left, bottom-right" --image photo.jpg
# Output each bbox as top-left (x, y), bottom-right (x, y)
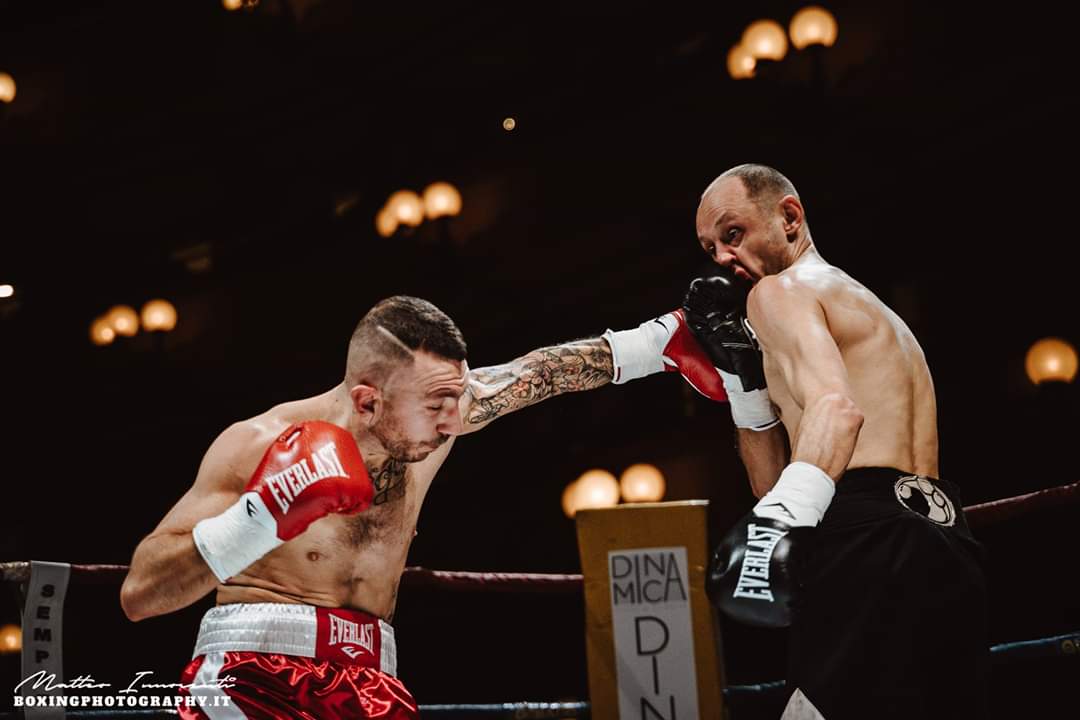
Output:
top-left (460, 339), bottom-right (614, 431)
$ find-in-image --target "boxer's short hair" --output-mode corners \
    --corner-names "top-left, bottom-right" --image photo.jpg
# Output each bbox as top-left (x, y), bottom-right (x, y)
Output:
top-left (721, 163), bottom-right (799, 210)
top-left (347, 296), bottom-right (466, 383)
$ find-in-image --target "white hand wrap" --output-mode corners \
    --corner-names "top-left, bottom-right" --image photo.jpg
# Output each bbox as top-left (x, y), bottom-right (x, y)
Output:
top-left (602, 316), bottom-right (674, 384)
top-left (752, 462), bottom-right (836, 528)
top-left (192, 492), bottom-right (283, 583)
top-left (718, 369), bottom-right (780, 431)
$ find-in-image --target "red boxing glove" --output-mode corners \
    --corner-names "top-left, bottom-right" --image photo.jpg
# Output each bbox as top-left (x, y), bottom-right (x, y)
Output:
top-left (193, 421), bottom-right (373, 582)
top-left (603, 309), bottom-right (729, 401)
top-left (247, 421), bottom-right (374, 541)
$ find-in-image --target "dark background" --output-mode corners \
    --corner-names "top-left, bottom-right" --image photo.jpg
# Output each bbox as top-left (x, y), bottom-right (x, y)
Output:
top-left (1, 0), bottom-right (1077, 714)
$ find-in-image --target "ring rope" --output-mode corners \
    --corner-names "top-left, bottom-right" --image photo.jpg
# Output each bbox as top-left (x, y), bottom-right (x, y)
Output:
top-left (2, 480), bottom-right (1076, 592)
top-left (0, 563), bottom-right (585, 592)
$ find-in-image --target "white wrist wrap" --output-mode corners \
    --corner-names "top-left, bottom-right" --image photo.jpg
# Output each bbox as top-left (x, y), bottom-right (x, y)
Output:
top-left (192, 492), bottom-right (283, 583)
top-left (718, 369), bottom-right (780, 430)
top-left (602, 317), bottom-right (672, 384)
top-left (752, 462), bottom-right (836, 527)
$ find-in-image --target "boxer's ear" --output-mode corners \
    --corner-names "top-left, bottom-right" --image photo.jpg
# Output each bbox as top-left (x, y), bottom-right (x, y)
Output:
top-left (349, 383), bottom-right (381, 425)
top-left (779, 195), bottom-right (804, 241)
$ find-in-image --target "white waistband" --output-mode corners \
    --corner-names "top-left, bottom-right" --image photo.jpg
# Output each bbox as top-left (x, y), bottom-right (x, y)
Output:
top-left (192, 603), bottom-right (397, 677)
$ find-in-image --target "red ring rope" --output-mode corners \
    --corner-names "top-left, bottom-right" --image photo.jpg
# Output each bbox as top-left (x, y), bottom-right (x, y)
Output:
top-left (2, 480), bottom-right (1076, 590)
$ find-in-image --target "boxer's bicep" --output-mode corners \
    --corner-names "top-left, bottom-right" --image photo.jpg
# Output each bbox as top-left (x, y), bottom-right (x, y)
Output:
top-left (459, 339), bottom-right (613, 431)
top-left (149, 423), bottom-right (253, 537)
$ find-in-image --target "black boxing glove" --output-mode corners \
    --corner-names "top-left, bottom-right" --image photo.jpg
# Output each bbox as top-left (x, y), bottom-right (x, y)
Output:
top-left (708, 462), bottom-right (835, 627)
top-left (683, 270), bottom-right (779, 430)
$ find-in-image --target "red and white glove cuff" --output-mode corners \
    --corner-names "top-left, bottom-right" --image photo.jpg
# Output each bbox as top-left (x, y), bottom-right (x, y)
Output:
top-left (193, 492), bottom-right (283, 583)
top-left (718, 369), bottom-right (780, 431)
top-left (602, 316), bottom-right (674, 384)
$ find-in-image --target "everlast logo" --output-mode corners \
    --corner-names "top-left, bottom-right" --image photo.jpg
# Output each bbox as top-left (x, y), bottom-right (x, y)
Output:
top-left (732, 524), bottom-right (786, 601)
top-left (328, 615), bottom-right (374, 658)
top-left (268, 443), bottom-right (348, 514)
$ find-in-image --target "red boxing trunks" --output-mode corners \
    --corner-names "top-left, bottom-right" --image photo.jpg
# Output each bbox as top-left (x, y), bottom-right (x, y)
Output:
top-left (177, 603), bottom-right (417, 720)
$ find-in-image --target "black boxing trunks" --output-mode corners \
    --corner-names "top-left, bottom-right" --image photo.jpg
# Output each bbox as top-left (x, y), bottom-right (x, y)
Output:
top-left (786, 467), bottom-right (988, 720)
top-left (177, 603), bottom-right (418, 720)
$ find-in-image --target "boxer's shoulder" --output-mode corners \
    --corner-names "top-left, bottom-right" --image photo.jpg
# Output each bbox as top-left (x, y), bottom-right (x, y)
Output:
top-left (201, 414), bottom-right (294, 490)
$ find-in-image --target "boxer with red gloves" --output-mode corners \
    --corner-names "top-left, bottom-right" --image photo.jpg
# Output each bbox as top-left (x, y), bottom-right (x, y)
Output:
top-left (121, 295), bottom-right (728, 719)
top-left (192, 421), bottom-right (374, 583)
top-left (602, 308), bottom-right (728, 401)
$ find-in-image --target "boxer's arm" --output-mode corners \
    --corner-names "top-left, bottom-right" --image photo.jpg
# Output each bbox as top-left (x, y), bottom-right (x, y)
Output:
top-left (459, 338), bottom-right (613, 432)
top-left (120, 423), bottom-right (254, 621)
top-left (736, 424), bottom-right (790, 497)
top-left (747, 278), bottom-right (864, 480)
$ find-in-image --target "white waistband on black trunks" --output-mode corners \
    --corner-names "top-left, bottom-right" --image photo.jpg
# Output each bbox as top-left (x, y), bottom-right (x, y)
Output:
top-left (192, 603), bottom-right (397, 677)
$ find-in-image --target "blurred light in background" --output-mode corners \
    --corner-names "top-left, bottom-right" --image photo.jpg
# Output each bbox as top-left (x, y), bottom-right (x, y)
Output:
top-left (790, 6), bottom-right (839, 49)
top-left (385, 190), bottom-right (424, 227)
top-left (562, 469), bottom-right (620, 518)
top-left (619, 463), bottom-right (666, 503)
top-left (141, 299), bottom-right (178, 332)
top-left (106, 305), bottom-right (139, 337)
top-left (422, 182), bottom-right (463, 220)
top-left (727, 43), bottom-right (756, 79)
top-left (1025, 338), bottom-right (1078, 384)
top-left (742, 20), bottom-right (788, 61)
top-left (375, 205), bottom-right (398, 237)
top-left (0, 625), bottom-right (21, 654)
top-left (0, 284), bottom-right (14, 298)
top-left (90, 316), bottom-right (116, 346)
top-left (0, 73), bottom-right (15, 104)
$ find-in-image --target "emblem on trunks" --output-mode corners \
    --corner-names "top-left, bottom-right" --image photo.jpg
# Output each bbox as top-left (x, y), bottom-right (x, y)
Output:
top-left (894, 475), bottom-right (956, 526)
top-left (328, 614), bottom-right (375, 657)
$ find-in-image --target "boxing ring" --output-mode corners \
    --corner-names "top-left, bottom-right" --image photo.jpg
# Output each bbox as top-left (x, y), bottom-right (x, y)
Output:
top-left (2, 479), bottom-right (1077, 719)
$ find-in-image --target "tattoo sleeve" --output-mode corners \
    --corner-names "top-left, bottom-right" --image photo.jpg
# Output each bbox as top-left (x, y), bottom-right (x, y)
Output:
top-left (464, 338), bottom-right (614, 425)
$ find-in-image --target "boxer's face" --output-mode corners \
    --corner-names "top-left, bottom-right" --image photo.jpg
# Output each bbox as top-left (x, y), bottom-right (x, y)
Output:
top-left (696, 178), bottom-right (792, 281)
top-left (372, 352), bottom-right (465, 462)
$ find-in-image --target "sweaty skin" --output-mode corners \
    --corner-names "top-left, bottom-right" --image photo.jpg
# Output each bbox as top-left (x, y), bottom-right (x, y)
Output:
top-left (121, 341), bottom-right (612, 622)
top-left (750, 254), bottom-right (939, 479)
top-left (696, 174), bottom-right (938, 492)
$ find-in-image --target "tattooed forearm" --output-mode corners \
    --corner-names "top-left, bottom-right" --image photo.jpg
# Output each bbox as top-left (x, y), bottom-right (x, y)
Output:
top-left (465, 338), bottom-right (614, 424)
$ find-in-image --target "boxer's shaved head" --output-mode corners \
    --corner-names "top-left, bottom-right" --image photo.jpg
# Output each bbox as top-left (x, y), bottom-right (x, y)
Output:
top-left (703, 163), bottom-right (800, 215)
top-left (346, 296), bottom-right (467, 386)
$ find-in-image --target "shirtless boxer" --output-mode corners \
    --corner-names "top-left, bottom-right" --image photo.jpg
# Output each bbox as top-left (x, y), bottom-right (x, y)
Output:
top-left (120, 295), bottom-right (726, 719)
top-left (688, 165), bottom-right (988, 719)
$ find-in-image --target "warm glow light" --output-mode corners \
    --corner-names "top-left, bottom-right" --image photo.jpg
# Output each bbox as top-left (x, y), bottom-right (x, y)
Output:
top-left (742, 19), bottom-right (788, 61)
top-left (422, 182), bottom-right (463, 219)
top-left (790, 6), bottom-right (839, 50)
top-left (385, 190), bottom-right (424, 227)
top-left (1025, 338), bottom-right (1078, 384)
top-left (0, 284), bottom-right (13, 298)
top-left (141, 299), bottom-right (178, 332)
top-left (0, 625), bottom-right (21, 654)
top-left (222, 0), bottom-right (243, 10)
top-left (619, 464), bottom-right (666, 503)
top-left (0, 73), bottom-right (15, 103)
top-left (727, 43), bottom-right (756, 79)
top-left (563, 469), bottom-right (620, 518)
top-left (375, 206), bottom-right (398, 237)
top-left (106, 305), bottom-right (139, 336)
top-left (90, 316), bottom-right (116, 346)
top-left (503, 117), bottom-right (516, 131)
